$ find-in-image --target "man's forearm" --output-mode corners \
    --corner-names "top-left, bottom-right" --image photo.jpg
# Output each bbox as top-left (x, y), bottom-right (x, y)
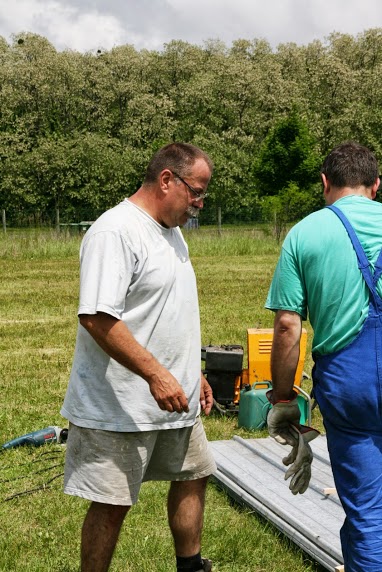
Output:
top-left (79, 312), bottom-right (164, 382)
top-left (79, 312), bottom-right (190, 413)
top-left (271, 310), bottom-right (302, 401)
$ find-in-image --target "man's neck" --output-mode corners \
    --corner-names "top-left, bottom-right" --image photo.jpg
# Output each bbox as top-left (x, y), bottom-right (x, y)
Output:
top-left (325, 186), bottom-right (373, 205)
top-left (128, 186), bottom-right (161, 222)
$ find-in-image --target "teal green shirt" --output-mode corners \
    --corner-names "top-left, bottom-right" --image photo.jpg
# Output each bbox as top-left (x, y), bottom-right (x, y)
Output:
top-left (266, 196), bottom-right (382, 356)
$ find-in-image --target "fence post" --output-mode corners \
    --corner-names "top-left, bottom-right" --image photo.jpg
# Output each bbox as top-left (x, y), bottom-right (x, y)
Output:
top-left (217, 206), bottom-right (222, 237)
top-left (56, 208), bottom-right (60, 232)
top-left (2, 209), bottom-right (6, 233)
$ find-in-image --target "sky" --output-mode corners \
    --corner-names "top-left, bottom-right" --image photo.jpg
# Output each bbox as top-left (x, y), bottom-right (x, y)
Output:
top-left (0, 0), bottom-right (382, 53)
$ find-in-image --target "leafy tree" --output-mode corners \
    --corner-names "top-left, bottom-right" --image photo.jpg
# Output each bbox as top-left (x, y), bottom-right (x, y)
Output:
top-left (2, 29), bottom-right (382, 226)
top-left (261, 182), bottom-right (323, 241)
top-left (253, 111), bottom-right (321, 197)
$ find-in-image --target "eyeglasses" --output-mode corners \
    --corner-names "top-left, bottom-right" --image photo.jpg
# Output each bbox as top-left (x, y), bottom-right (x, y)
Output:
top-left (171, 171), bottom-right (209, 202)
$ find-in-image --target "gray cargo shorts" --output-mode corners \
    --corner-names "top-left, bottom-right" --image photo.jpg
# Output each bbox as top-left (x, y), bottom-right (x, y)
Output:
top-left (63, 416), bottom-right (217, 506)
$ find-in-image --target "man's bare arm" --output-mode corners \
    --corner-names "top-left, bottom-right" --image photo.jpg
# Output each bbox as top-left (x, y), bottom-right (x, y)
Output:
top-left (271, 310), bottom-right (302, 401)
top-left (79, 312), bottom-right (189, 414)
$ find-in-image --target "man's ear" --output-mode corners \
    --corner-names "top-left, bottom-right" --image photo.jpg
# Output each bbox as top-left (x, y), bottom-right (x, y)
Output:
top-left (321, 173), bottom-right (330, 196)
top-left (371, 177), bottom-right (380, 200)
top-left (159, 169), bottom-right (172, 194)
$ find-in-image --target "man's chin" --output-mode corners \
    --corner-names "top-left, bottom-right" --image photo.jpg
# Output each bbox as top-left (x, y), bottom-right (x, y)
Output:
top-left (186, 207), bottom-right (200, 219)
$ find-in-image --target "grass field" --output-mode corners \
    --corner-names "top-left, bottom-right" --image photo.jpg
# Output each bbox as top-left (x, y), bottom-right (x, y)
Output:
top-left (0, 227), bottom-right (325, 572)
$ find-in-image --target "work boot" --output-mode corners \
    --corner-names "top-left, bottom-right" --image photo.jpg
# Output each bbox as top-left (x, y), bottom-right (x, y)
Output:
top-left (197, 559), bottom-right (212, 572)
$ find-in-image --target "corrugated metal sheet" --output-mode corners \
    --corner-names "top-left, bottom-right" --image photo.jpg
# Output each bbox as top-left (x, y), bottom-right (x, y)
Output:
top-left (210, 435), bottom-right (344, 572)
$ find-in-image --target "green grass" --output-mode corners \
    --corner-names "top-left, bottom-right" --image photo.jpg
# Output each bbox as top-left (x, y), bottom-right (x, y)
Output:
top-left (0, 227), bottom-right (324, 572)
top-left (0, 228), bottom-right (81, 259)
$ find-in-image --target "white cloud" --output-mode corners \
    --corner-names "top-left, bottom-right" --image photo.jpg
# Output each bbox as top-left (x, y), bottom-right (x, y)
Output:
top-left (166, 0), bottom-right (382, 48)
top-left (1, 0), bottom-right (382, 52)
top-left (40, 5), bottom-right (126, 51)
top-left (0, 0), bottom-right (128, 51)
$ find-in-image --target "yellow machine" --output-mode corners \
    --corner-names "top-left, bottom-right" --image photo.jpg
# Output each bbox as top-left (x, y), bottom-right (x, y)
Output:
top-left (202, 327), bottom-right (308, 410)
top-left (235, 327), bottom-right (308, 404)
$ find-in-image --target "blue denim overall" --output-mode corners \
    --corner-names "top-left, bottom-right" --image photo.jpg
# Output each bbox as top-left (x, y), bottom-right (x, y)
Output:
top-left (313, 204), bottom-right (382, 571)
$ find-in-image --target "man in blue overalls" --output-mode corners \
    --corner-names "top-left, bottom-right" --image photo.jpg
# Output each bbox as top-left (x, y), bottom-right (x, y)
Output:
top-left (265, 141), bottom-right (382, 571)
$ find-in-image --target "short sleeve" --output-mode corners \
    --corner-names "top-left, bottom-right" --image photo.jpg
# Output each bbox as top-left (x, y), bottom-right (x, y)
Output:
top-left (78, 231), bottom-right (136, 319)
top-left (265, 245), bottom-right (307, 320)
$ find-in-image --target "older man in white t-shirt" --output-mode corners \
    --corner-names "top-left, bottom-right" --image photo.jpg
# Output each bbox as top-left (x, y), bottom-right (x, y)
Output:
top-left (61, 143), bottom-right (216, 572)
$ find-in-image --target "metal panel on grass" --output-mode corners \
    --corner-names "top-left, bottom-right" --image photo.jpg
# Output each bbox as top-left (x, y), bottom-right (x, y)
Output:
top-left (210, 435), bottom-right (344, 572)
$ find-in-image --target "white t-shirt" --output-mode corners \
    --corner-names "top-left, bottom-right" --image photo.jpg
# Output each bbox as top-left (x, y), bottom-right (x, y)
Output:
top-left (61, 199), bottom-right (201, 431)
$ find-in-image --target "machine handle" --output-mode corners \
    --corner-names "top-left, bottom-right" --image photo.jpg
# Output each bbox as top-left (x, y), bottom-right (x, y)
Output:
top-left (252, 381), bottom-right (272, 389)
top-left (293, 384), bottom-right (312, 426)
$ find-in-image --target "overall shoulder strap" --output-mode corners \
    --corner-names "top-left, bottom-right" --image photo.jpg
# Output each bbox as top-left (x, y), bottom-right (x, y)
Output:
top-left (373, 249), bottom-right (382, 285)
top-left (326, 205), bottom-right (381, 305)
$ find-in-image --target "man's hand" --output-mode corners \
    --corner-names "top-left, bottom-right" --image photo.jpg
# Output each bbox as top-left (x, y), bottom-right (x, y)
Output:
top-left (147, 372), bottom-right (189, 414)
top-left (282, 425), bottom-right (320, 494)
top-left (200, 373), bottom-right (213, 415)
top-left (266, 391), bottom-right (301, 446)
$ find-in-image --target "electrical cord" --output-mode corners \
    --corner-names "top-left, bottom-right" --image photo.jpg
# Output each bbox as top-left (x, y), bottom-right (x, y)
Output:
top-left (0, 463), bottom-right (64, 484)
top-left (4, 472), bottom-right (64, 502)
top-left (0, 453), bottom-right (63, 471)
top-left (0, 446), bottom-right (66, 502)
top-left (0, 448), bottom-right (64, 470)
top-left (213, 399), bottom-right (227, 415)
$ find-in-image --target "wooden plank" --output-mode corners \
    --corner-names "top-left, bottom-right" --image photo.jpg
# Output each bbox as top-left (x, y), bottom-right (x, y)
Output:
top-left (323, 487), bottom-right (337, 495)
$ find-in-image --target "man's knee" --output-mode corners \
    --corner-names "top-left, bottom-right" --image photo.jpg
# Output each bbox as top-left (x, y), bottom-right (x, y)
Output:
top-left (86, 502), bottom-right (131, 527)
top-left (170, 477), bottom-right (210, 496)
top-left (173, 476), bottom-right (209, 486)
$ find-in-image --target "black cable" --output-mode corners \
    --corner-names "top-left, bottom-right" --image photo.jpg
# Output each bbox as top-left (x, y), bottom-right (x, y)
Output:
top-left (0, 463), bottom-right (64, 484)
top-left (0, 448), bottom-right (64, 471)
top-left (213, 399), bottom-right (228, 415)
top-left (3, 472), bottom-right (64, 502)
top-left (0, 447), bottom-right (66, 502)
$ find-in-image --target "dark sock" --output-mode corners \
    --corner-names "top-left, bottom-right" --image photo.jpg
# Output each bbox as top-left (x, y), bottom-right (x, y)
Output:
top-left (176, 552), bottom-right (203, 572)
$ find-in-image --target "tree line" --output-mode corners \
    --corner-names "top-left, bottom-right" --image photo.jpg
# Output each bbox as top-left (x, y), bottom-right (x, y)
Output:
top-left (1, 29), bottom-right (382, 227)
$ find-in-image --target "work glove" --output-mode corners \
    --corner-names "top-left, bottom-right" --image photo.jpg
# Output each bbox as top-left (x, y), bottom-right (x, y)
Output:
top-left (282, 424), bottom-right (320, 495)
top-left (266, 390), bottom-right (301, 446)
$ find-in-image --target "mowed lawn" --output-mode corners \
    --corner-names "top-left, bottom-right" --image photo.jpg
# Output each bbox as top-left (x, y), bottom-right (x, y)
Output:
top-left (0, 227), bottom-right (324, 572)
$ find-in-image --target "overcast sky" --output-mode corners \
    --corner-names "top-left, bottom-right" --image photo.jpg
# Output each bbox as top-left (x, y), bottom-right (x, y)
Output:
top-left (0, 0), bottom-right (382, 53)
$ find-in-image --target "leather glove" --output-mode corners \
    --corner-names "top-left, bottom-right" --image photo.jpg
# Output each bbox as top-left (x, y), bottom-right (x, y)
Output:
top-left (266, 390), bottom-right (301, 446)
top-left (282, 424), bottom-right (320, 495)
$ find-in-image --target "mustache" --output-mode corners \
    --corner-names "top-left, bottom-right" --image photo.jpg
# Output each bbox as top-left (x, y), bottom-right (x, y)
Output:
top-left (186, 205), bottom-right (200, 218)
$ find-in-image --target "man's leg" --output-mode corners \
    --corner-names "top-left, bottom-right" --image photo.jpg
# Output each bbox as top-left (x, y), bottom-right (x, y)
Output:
top-left (324, 418), bottom-right (382, 572)
top-left (167, 477), bottom-right (208, 557)
top-left (81, 501), bottom-right (130, 572)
